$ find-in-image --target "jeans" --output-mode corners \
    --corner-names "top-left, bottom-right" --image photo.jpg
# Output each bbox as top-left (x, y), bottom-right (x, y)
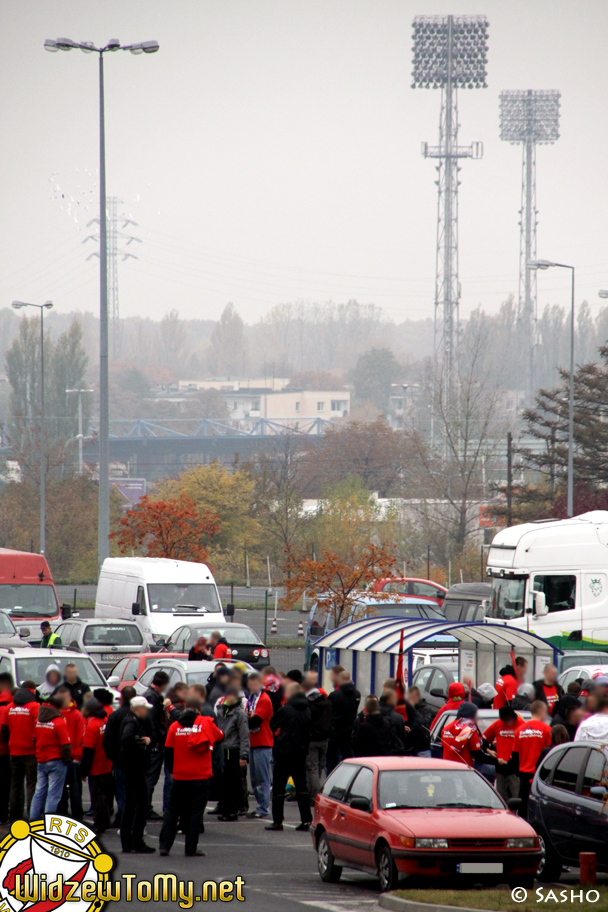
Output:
top-left (159, 779), bottom-right (208, 855)
top-left (496, 772), bottom-right (520, 801)
top-left (145, 747), bottom-right (164, 812)
top-left (9, 754), bottom-right (37, 821)
top-left (113, 767), bottom-right (126, 825)
top-left (89, 772), bottom-right (113, 833)
top-left (305, 740), bottom-right (327, 802)
top-left (0, 754), bottom-right (11, 822)
top-left (121, 769), bottom-right (148, 852)
top-left (218, 749), bottom-right (242, 818)
top-left (162, 756), bottom-right (173, 817)
top-left (31, 760), bottom-right (68, 820)
top-left (59, 761), bottom-right (83, 820)
top-left (326, 734), bottom-right (353, 773)
top-left (272, 752), bottom-right (312, 826)
top-left (249, 747), bottom-right (272, 816)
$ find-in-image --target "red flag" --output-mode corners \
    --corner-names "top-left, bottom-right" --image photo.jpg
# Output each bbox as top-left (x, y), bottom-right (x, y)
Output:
top-left (395, 628), bottom-right (405, 700)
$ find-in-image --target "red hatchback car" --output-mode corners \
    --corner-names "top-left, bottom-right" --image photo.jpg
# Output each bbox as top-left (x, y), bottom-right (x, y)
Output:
top-left (312, 757), bottom-right (541, 891)
top-left (107, 652), bottom-right (186, 690)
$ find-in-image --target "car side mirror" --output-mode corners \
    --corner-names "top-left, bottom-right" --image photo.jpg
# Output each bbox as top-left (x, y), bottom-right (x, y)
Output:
top-left (107, 675), bottom-right (119, 686)
top-left (69, 641), bottom-right (80, 651)
top-left (534, 592), bottom-right (548, 616)
top-left (131, 602), bottom-right (140, 616)
top-left (60, 603), bottom-right (72, 620)
top-left (226, 603), bottom-right (235, 617)
top-left (590, 786), bottom-right (607, 800)
top-left (507, 798), bottom-right (523, 811)
top-left (349, 797), bottom-right (371, 812)
top-left (18, 627), bottom-right (31, 638)
top-left (156, 637), bottom-right (166, 649)
top-left (430, 688), bottom-right (446, 699)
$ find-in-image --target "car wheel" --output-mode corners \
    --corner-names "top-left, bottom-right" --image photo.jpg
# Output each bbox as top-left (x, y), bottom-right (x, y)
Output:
top-left (377, 844), bottom-right (399, 892)
top-left (535, 831), bottom-right (563, 883)
top-left (317, 833), bottom-right (342, 883)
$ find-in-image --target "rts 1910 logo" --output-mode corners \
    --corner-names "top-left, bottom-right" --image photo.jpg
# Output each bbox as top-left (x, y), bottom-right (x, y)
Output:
top-left (0, 815), bottom-right (114, 912)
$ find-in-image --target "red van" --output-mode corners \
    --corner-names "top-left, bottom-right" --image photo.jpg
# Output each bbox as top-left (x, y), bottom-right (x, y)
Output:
top-left (0, 549), bottom-right (62, 632)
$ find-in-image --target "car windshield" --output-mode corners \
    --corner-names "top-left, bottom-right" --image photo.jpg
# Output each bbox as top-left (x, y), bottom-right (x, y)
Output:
top-left (488, 578), bottom-right (526, 620)
top-left (560, 653), bottom-right (608, 671)
top-left (0, 585), bottom-right (58, 619)
top-left (84, 625), bottom-right (143, 646)
top-left (186, 671), bottom-right (214, 685)
top-left (378, 769), bottom-right (504, 810)
top-left (15, 656), bottom-right (106, 688)
top-left (372, 603), bottom-right (444, 620)
top-left (0, 613), bottom-right (16, 635)
top-left (147, 584), bottom-right (221, 614)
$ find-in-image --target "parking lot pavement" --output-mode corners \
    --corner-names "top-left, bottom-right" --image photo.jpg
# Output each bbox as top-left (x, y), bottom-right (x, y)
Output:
top-left (95, 801), bottom-right (381, 912)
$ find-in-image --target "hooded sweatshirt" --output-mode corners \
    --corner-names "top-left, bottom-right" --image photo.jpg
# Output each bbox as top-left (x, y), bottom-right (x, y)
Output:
top-left (61, 702), bottom-right (85, 761)
top-left (0, 690), bottom-right (14, 757)
top-left (353, 711), bottom-right (394, 757)
top-left (270, 692), bottom-right (312, 756)
top-left (165, 708), bottom-right (223, 779)
top-left (38, 664), bottom-right (62, 700)
top-left (493, 665), bottom-right (520, 709)
top-left (213, 637), bottom-right (232, 660)
top-left (306, 688), bottom-right (332, 742)
top-left (574, 711), bottom-right (608, 742)
top-left (4, 688), bottom-right (39, 755)
top-left (80, 699), bottom-right (112, 777)
top-left (34, 704), bottom-right (71, 764)
top-left (328, 682), bottom-right (361, 738)
top-left (246, 690), bottom-right (274, 748)
top-left (430, 682), bottom-right (466, 729)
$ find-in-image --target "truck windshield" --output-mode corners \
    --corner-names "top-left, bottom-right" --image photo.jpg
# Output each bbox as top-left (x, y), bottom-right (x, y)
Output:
top-left (0, 585), bottom-right (59, 619)
top-left (488, 578), bottom-right (526, 619)
top-left (147, 584), bottom-right (221, 613)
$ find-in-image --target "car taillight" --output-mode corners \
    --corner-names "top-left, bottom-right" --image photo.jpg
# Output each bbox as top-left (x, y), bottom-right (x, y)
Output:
top-left (261, 649), bottom-right (269, 657)
top-left (253, 649), bottom-right (260, 657)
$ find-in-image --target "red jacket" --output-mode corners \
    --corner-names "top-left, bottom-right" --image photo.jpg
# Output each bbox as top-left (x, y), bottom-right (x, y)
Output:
top-left (493, 666), bottom-right (519, 709)
top-left (62, 703), bottom-right (85, 761)
top-left (34, 705), bottom-right (71, 763)
top-left (165, 713), bottom-right (223, 780)
top-left (247, 691), bottom-right (274, 749)
top-left (213, 641), bottom-right (232, 660)
top-left (6, 688), bottom-right (39, 756)
top-left (430, 682), bottom-right (466, 729)
top-left (0, 692), bottom-right (13, 757)
top-left (82, 705), bottom-right (112, 777)
top-left (441, 717), bottom-right (482, 767)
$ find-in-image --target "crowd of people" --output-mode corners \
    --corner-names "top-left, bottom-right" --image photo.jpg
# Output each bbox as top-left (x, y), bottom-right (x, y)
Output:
top-left (0, 653), bottom-right (605, 860)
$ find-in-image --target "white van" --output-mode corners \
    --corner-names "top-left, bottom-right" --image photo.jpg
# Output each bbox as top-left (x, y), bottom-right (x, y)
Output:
top-left (95, 557), bottom-right (226, 643)
top-left (486, 510), bottom-right (608, 654)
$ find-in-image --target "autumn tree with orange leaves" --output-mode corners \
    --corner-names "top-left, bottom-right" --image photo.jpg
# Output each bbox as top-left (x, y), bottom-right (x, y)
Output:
top-left (282, 542), bottom-right (396, 629)
top-left (111, 494), bottom-right (220, 563)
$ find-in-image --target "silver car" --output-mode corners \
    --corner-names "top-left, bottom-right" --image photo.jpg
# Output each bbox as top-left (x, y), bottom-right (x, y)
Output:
top-left (132, 657), bottom-right (255, 694)
top-left (54, 618), bottom-right (155, 673)
top-left (0, 647), bottom-right (109, 691)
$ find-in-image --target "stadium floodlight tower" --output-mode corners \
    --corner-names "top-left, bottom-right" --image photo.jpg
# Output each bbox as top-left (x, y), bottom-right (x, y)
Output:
top-left (499, 90), bottom-right (561, 402)
top-left (412, 15), bottom-right (488, 401)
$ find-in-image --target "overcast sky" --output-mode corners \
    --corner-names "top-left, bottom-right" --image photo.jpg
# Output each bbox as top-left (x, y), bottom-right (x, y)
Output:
top-left (1, 0), bottom-right (608, 327)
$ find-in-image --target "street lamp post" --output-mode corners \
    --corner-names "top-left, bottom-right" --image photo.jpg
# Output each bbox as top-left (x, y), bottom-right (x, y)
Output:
top-left (11, 300), bottom-right (54, 553)
top-left (528, 259), bottom-right (575, 517)
top-left (66, 389), bottom-right (94, 475)
top-left (45, 37), bottom-right (159, 571)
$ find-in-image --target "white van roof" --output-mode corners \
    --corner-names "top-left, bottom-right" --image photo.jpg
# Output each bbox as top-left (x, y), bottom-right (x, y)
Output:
top-left (488, 510), bottom-right (608, 570)
top-left (99, 557), bottom-right (215, 583)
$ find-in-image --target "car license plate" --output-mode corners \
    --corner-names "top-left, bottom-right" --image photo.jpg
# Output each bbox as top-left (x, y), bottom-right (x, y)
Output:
top-left (457, 863), bottom-right (503, 874)
top-left (101, 653), bottom-right (118, 660)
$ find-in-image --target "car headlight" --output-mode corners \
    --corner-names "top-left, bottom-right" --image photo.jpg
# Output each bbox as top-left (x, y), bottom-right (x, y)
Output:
top-left (399, 835), bottom-right (415, 848)
top-left (415, 838), bottom-right (449, 849)
top-left (506, 837), bottom-right (538, 849)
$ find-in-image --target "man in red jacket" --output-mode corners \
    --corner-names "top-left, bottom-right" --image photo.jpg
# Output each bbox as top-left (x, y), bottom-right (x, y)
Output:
top-left (3, 681), bottom-right (39, 821)
top-left (493, 657), bottom-right (528, 709)
top-left (30, 695), bottom-right (71, 819)
top-left (80, 697), bottom-right (113, 833)
top-left (209, 631), bottom-right (232, 660)
top-left (0, 673), bottom-right (14, 823)
top-left (245, 672), bottom-right (274, 819)
top-left (510, 700), bottom-right (551, 818)
top-left (56, 685), bottom-right (85, 820)
top-left (430, 682), bottom-right (466, 729)
top-left (159, 698), bottom-right (223, 857)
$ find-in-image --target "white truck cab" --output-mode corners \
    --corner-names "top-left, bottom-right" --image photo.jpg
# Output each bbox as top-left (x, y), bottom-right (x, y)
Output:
top-left (95, 557), bottom-right (227, 644)
top-left (486, 510), bottom-right (608, 653)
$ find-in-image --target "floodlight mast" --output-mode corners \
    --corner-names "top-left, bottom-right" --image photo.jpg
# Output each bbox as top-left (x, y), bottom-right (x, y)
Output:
top-left (412, 15), bottom-right (488, 408)
top-left (499, 90), bottom-right (561, 402)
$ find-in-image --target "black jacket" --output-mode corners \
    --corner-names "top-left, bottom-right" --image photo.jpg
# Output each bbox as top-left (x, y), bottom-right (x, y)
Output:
top-left (378, 702), bottom-right (414, 755)
top-left (143, 684), bottom-right (166, 746)
top-left (207, 679), bottom-right (227, 708)
top-left (352, 712), bottom-right (394, 758)
top-left (328, 682), bottom-right (361, 738)
top-left (102, 702), bottom-right (131, 764)
top-left (270, 692), bottom-right (312, 756)
top-left (306, 689), bottom-right (332, 741)
top-left (35, 704), bottom-right (71, 764)
top-left (63, 678), bottom-right (90, 710)
top-left (119, 709), bottom-right (153, 772)
top-left (533, 679), bottom-right (564, 708)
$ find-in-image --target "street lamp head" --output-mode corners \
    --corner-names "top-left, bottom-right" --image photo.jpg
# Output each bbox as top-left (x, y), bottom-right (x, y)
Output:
top-left (55, 37), bottom-right (78, 51)
top-left (44, 39), bottom-right (58, 52)
top-left (80, 42), bottom-right (95, 54)
top-left (599, 290), bottom-right (608, 299)
top-left (527, 259), bottom-right (554, 270)
top-left (142, 40), bottom-right (159, 54)
top-left (107, 39), bottom-right (121, 51)
top-left (11, 301), bottom-right (24, 310)
top-left (43, 301), bottom-right (53, 309)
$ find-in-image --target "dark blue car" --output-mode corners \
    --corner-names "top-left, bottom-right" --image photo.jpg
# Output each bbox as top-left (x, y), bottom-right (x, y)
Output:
top-left (528, 741), bottom-right (608, 881)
